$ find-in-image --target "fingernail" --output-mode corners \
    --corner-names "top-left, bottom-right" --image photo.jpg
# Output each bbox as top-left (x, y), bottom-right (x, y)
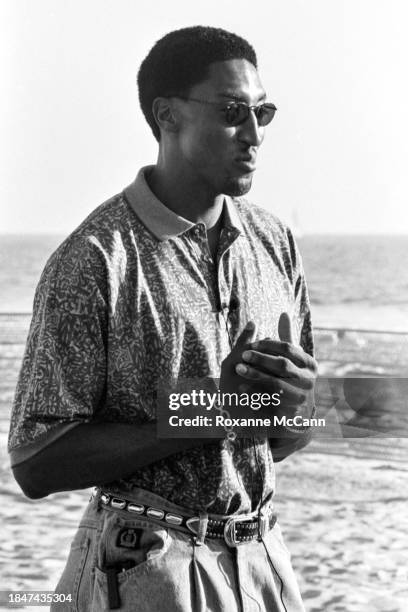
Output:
top-left (245, 321), bottom-right (255, 330)
top-left (242, 351), bottom-right (252, 362)
top-left (236, 364), bottom-right (247, 375)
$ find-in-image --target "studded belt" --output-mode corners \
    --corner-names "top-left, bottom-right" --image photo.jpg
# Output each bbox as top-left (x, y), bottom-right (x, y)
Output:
top-left (95, 489), bottom-right (277, 547)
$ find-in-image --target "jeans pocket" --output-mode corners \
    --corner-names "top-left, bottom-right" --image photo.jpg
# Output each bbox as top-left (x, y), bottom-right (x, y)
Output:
top-left (91, 515), bottom-right (172, 611)
top-left (52, 526), bottom-right (97, 612)
top-left (96, 513), bottom-right (170, 579)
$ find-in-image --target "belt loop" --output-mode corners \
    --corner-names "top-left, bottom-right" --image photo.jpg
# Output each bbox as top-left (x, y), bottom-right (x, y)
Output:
top-left (257, 512), bottom-right (268, 541)
top-left (194, 511), bottom-right (209, 546)
top-left (90, 487), bottom-right (102, 511)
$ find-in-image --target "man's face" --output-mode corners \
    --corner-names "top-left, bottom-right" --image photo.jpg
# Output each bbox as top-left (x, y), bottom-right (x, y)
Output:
top-left (175, 59), bottom-right (267, 197)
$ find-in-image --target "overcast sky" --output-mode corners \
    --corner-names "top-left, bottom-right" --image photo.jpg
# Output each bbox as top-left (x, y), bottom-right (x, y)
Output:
top-left (1, 0), bottom-right (408, 234)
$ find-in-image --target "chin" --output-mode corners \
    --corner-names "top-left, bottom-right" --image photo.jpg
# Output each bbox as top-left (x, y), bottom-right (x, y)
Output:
top-left (223, 176), bottom-right (253, 197)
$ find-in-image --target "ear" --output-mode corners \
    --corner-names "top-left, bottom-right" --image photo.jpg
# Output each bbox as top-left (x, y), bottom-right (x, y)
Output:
top-left (152, 97), bottom-right (179, 137)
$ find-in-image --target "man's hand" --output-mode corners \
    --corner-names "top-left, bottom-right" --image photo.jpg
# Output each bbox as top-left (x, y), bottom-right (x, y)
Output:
top-left (219, 321), bottom-right (258, 396)
top-left (235, 313), bottom-right (317, 416)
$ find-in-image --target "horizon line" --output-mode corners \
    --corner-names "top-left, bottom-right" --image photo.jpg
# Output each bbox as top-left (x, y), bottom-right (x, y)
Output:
top-left (1, 231), bottom-right (408, 238)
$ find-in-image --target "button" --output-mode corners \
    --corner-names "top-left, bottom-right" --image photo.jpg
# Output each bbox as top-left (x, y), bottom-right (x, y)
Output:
top-left (127, 503), bottom-right (145, 514)
top-left (146, 507), bottom-right (165, 520)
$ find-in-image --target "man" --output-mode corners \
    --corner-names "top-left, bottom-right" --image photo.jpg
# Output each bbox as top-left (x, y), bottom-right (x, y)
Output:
top-left (9, 26), bottom-right (317, 611)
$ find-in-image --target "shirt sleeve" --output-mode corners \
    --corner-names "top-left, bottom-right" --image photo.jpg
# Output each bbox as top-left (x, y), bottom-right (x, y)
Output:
top-left (288, 228), bottom-right (314, 358)
top-left (8, 237), bottom-right (108, 466)
top-left (269, 228), bottom-right (315, 462)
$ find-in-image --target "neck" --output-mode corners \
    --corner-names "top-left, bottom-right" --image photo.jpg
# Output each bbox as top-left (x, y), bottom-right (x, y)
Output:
top-left (147, 155), bottom-right (224, 229)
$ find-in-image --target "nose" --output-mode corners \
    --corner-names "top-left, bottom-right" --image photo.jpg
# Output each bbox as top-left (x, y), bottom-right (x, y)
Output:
top-left (237, 109), bottom-right (264, 148)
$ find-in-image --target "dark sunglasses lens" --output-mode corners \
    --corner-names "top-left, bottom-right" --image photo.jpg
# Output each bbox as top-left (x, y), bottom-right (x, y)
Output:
top-left (256, 104), bottom-right (277, 126)
top-left (225, 103), bottom-right (248, 125)
top-left (225, 103), bottom-right (277, 126)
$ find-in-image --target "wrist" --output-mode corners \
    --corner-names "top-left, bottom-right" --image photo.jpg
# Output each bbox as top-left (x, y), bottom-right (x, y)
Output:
top-left (279, 404), bottom-right (317, 435)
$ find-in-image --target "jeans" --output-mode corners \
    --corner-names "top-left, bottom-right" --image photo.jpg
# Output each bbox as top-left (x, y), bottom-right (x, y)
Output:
top-left (51, 487), bottom-right (305, 612)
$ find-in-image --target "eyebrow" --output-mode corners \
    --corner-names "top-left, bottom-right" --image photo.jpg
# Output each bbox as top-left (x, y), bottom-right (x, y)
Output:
top-left (217, 91), bottom-right (267, 103)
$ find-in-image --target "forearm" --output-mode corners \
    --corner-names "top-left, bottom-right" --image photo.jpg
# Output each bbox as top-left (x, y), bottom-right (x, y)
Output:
top-left (12, 420), bottom-right (212, 499)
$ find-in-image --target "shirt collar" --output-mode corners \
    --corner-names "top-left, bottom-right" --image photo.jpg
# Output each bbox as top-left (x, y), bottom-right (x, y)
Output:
top-left (123, 165), bottom-right (244, 241)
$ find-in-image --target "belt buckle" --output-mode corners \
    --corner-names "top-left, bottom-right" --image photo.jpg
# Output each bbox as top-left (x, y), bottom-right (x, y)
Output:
top-left (224, 516), bottom-right (243, 548)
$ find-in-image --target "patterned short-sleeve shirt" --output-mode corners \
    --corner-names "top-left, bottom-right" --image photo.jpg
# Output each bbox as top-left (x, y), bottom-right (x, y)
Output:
top-left (8, 166), bottom-right (313, 514)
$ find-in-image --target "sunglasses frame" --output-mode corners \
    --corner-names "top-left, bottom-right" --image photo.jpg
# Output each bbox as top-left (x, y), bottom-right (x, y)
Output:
top-left (173, 97), bottom-right (277, 127)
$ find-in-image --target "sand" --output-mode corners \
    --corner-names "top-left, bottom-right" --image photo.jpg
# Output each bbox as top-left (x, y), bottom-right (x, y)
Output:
top-left (275, 443), bottom-right (408, 612)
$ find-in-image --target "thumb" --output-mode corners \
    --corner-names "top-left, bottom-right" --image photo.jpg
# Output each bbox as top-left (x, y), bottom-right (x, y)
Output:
top-left (235, 321), bottom-right (257, 348)
top-left (278, 312), bottom-right (294, 343)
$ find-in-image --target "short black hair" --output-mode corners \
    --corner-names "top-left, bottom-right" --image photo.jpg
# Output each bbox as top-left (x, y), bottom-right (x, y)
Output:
top-left (137, 26), bottom-right (258, 141)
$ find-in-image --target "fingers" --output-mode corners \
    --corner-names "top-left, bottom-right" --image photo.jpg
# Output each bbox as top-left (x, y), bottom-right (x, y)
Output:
top-left (221, 322), bottom-right (257, 386)
top-left (234, 321), bottom-right (257, 349)
top-left (235, 364), bottom-right (309, 405)
top-left (230, 313), bottom-right (317, 406)
top-left (240, 350), bottom-right (315, 390)
top-left (247, 339), bottom-right (318, 372)
top-left (278, 312), bottom-right (293, 344)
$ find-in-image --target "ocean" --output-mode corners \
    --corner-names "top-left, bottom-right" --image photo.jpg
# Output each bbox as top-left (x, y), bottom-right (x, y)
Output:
top-left (0, 233), bottom-right (408, 610)
top-left (299, 234), bottom-right (408, 332)
top-left (1, 233), bottom-right (408, 331)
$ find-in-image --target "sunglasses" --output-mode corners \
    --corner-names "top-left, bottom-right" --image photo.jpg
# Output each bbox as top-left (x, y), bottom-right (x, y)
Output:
top-left (175, 97), bottom-right (277, 127)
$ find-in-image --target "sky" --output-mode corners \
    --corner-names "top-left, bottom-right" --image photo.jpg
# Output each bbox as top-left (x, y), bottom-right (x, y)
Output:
top-left (1, 0), bottom-right (408, 235)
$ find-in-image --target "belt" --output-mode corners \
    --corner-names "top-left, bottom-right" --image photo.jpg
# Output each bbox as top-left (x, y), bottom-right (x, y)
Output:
top-left (95, 489), bottom-right (277, 548)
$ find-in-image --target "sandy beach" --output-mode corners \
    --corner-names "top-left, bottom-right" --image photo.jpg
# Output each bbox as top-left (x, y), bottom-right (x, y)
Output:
top-left (275, 442), bottom-right (408, 612)
top-left (1, 316), bottom-right (408, 611)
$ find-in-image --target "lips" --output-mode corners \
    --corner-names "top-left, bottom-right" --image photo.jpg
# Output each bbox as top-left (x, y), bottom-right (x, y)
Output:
top-left (234, 157), bottom-right (257, 172)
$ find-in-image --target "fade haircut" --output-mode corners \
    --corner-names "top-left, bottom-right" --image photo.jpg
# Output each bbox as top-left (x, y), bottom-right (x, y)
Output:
top-left (137, 26), bottom-right (258, 141)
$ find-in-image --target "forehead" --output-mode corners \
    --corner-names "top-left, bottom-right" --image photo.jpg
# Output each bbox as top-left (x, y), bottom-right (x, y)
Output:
top-left (191, 59), bottom-right (266, 102)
